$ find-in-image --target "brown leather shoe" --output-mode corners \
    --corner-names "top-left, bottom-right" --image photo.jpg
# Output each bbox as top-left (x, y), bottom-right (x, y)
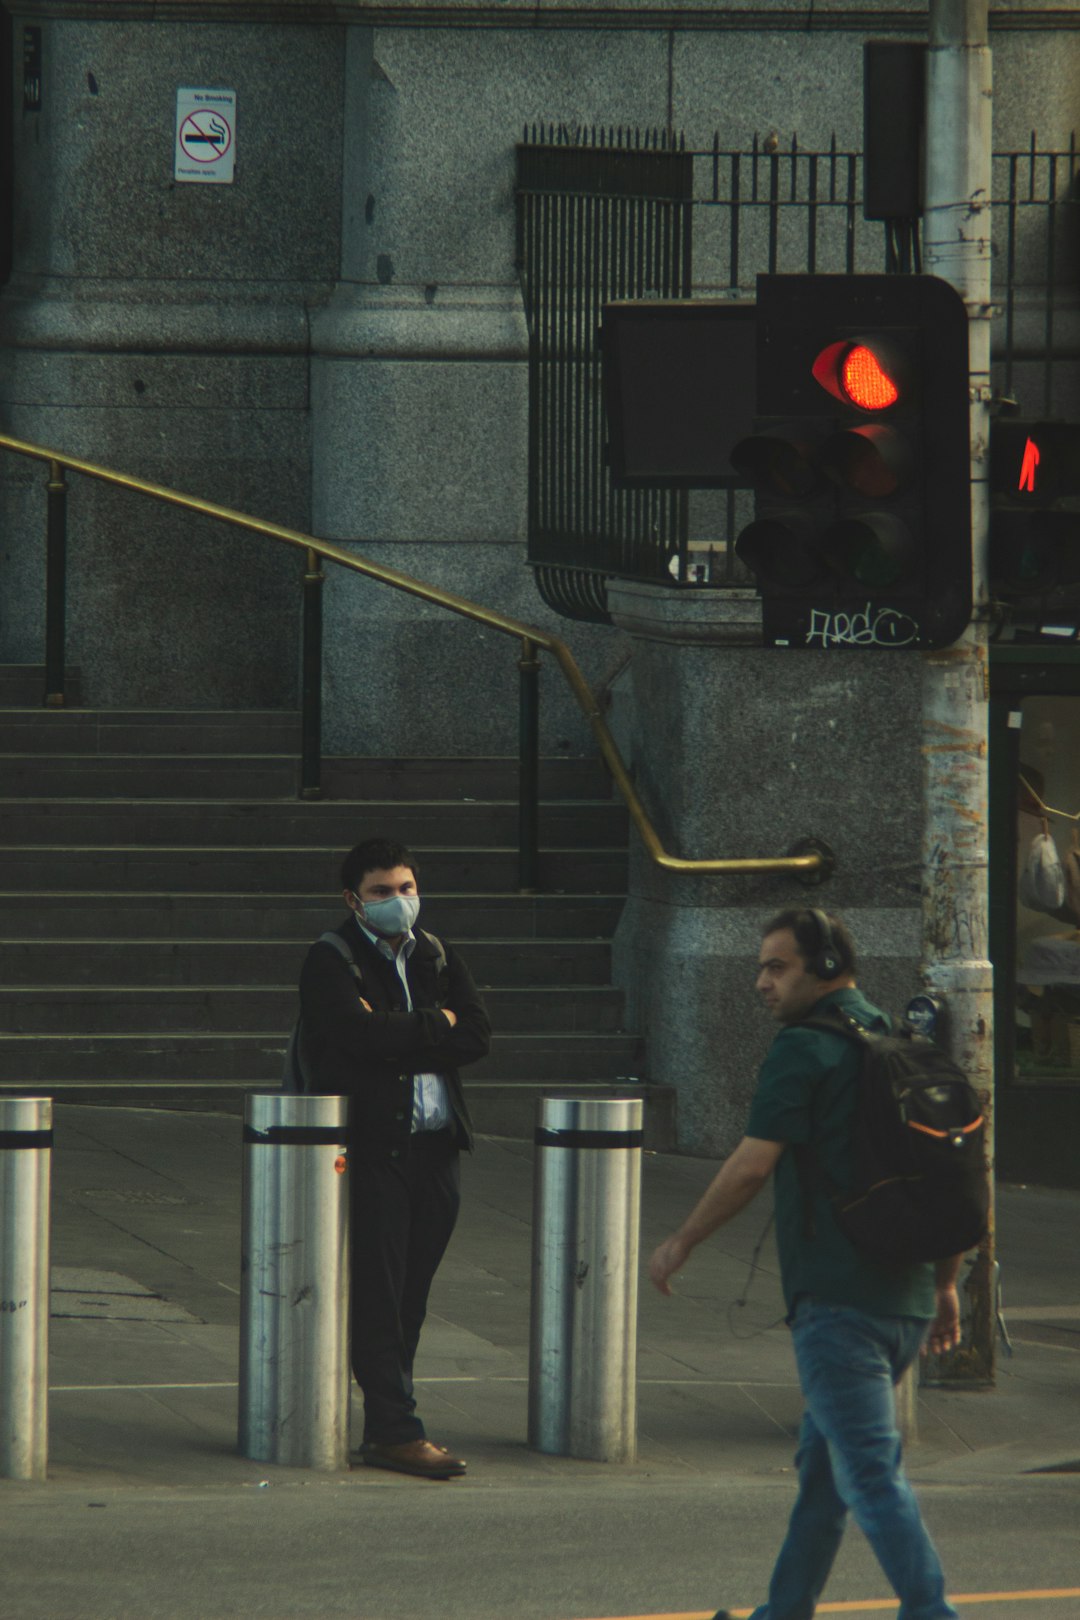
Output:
top-left (359, 1439), bottom-right (466, 1479)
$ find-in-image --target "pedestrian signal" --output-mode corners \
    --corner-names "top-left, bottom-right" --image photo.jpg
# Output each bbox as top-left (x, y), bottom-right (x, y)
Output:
top-left (989, 420), bottom-right (1080, 611)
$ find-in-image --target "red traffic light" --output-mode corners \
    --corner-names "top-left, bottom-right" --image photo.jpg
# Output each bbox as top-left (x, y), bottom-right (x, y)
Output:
top-left (812, 340), bottom-right (903, 411)
top-left (737, 273), bottom-right (971, 651)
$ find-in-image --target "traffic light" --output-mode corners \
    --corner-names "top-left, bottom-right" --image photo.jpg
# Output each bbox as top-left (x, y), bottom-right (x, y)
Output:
top-left (733, 274), bottom-right (971, 650)
top-left (990, 421), bottom-right (1080, 612)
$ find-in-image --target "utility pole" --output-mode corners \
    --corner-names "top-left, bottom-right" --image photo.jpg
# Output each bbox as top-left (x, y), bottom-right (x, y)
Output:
top-left (920, 0), bottom-right (997, 1384)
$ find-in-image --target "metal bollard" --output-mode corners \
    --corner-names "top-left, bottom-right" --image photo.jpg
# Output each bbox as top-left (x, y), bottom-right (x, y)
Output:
top-left (0, 1096), bottom-right (52, 1482)
top-left (528, 1095), bottom-right (643, 1463)
top-left (239, 1094), bottom-right (351, 1470)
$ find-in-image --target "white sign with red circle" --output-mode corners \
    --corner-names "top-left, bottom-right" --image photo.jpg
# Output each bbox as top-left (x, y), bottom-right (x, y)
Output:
top-left (175, 88), bottom-right (236, 185)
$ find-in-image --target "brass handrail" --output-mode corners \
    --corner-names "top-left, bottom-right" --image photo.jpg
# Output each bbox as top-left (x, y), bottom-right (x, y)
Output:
top-left (0, 429), bottom-right (829, 881)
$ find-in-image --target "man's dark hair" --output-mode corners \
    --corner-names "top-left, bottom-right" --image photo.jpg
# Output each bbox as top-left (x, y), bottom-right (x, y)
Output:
top-left (762, 907), bottom-right (857, 980)
top-left (341, 839), bottom-right (419, 893)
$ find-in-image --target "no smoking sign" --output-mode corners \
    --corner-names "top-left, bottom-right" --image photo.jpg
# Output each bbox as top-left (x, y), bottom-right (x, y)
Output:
top-left (175, 88), bottom-right (236, 185)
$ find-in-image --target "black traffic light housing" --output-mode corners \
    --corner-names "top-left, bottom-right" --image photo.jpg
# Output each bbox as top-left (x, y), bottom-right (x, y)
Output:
top-left (601, 300), bottom-right (755, 487)
top-left (733, 273), bottom-right (971, 650)
top-left (990, 420), bottom-right (1080, 612)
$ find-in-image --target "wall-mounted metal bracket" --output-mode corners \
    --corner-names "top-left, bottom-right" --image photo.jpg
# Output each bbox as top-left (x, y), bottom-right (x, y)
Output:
top-left (787, 836), bottom-right (836, 886)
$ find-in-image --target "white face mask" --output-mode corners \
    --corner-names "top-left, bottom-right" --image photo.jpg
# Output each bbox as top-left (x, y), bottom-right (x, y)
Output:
top-left (358, 893), bottom-right (420, 937)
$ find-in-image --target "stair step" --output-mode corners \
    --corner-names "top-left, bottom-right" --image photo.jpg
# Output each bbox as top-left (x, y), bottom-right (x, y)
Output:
top-left (0, 710), bottom-right (300, 755)
top-left (0, 892), bottom-right (624, 940)
top-left (0, 984), bottom-right (626, 1035)
top-left (0, 757), bottom-right (299, 797)
top-left (320, 758), bottom-right (612, 801)
top-left (0, 800), bottom-right (626, 846)
top-left (0, 666), bottom-right (82, 706)
top-left (0, 847), bottom-right (628, 894)
top-left (0, 938), bottom-right (613, 987)
top-left (0, 679), bottom-right (642, 1121)
top-left (0, 1030), bottom-right (641, 1084)
top-left (0, 748), bottom-right (612, 803)
top-left (0, 717), bottom-right (612, 798)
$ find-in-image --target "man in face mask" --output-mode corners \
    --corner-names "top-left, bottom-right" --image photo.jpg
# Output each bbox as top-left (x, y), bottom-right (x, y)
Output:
top-left (299, 837), bottom-right (491, 1478)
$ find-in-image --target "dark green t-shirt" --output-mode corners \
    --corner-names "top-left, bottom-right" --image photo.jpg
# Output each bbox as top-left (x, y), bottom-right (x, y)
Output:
top-left (745, 987), bottom-right (936, 1321)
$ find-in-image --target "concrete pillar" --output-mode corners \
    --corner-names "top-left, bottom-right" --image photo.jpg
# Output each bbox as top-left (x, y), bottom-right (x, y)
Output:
top-left (306, 24), bottom-right (636, 757)
top-left (307, 25), bottom-right (528, 756)
top-left (608, 580), bottom-right (924, 1155)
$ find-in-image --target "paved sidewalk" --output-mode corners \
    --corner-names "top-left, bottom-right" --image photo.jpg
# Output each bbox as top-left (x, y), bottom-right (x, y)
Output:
top-left (3, 1106), bottom-right (1079, 1619)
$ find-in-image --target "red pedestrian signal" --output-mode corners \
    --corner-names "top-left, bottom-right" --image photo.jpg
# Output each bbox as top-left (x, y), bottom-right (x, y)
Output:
top-left (991, 421), bottom-right (1080, 504)
top-left (1018, 437), bottom-right (1040, 494)
top-left (732, 274), bottom-right (971, 651)
top-left (990, 421), bottom-right (1080, 613)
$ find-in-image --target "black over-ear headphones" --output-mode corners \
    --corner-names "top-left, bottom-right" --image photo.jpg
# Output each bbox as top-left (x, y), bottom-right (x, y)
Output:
top-left (807, 909), bottom-right (842, 979)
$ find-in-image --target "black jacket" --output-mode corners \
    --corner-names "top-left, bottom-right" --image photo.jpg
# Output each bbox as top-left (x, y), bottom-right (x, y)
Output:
top-left (298, 918), bottom-right (490, 1159)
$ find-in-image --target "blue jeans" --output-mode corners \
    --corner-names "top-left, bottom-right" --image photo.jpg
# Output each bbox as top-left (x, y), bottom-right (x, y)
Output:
top-left (748, 1300), bottom-right (958, 1620)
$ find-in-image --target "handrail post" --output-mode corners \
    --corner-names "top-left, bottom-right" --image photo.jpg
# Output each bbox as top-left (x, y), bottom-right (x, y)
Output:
top-left (300, 547), bottom-right (324, 800)
top-left (518, 636), bottom-right (540, 892)
top-left (44, 460), bottom-right (67, 707)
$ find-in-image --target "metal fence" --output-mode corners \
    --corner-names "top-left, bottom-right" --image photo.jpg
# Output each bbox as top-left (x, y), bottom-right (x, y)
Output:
top-left (516, 127), bottom-right (693, 622)
top-left (516, 129), bottom-right (1080, 621)
top-left (995, 135), bottom-right (1080, 419)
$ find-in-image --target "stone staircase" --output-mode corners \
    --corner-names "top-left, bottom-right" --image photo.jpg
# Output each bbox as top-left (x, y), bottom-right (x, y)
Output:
top-left (0, 665), bottom-right (666, 1142)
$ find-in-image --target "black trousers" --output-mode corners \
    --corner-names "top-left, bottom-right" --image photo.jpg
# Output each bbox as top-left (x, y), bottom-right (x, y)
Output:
top-left (349, 1131), bottom-right (461, 1445)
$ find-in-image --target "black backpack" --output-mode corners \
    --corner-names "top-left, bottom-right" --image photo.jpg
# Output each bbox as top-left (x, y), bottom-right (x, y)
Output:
top-left (282, 929), bottom-right (448, 1094)
top-left (795, 1005), bottom-right (989, 1267)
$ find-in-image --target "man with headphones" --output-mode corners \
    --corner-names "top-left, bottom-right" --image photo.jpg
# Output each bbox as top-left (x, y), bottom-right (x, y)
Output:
top-left (650, 908), bottom-right (962, 1620)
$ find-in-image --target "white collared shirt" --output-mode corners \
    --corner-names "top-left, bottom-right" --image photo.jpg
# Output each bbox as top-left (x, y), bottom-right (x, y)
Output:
top-left (355, 918), bottom-right (452, 1133)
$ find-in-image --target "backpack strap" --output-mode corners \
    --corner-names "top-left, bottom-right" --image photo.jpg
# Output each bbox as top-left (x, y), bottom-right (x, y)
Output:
top-left (799, 1005), bottom-right (871, 1043)
top-left (285, 932), bottom-right (368, 1096)
top-left (790, 1005), bottom-right (871, 1240)
top-left (315, 930), bottom-right (366, 991)
top-left (318, 926), bottom-right (447, 1004)
top-left (417, 929), bottom-right (450, 1006)
top-left (417, 933), bottom-right (446, 965)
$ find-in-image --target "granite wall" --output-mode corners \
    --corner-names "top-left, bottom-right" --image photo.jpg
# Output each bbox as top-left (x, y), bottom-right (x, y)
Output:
top-left (3, 2), bottom-right (1075, 737)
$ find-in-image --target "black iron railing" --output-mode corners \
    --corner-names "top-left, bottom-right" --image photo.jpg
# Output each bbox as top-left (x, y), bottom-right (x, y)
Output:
top-left (996, 133), bottom-right (1080, 417)
top-left (516, 127), bottom-right (694, 624)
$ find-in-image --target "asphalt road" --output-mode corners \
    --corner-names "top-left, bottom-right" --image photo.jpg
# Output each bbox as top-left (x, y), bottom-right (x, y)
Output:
top-left (1, 1109), bottom-right (1078, 1620)
top-left (2, 1468), bottom-right (1079, 1619)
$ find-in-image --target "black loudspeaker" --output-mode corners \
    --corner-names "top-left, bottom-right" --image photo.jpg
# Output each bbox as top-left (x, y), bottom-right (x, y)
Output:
top-left (808, 910), bottom-right (842, 979)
